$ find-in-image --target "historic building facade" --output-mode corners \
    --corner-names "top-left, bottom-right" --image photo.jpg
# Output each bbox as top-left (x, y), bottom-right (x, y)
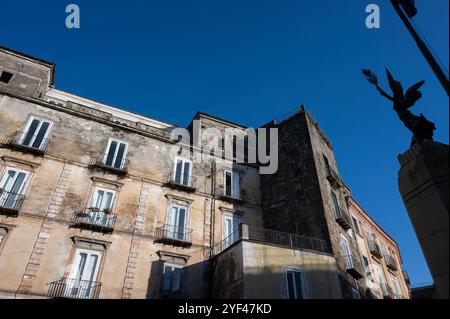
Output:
top-left (347, 196), bottom-right (411, 299)
top-left (0, 46), bottom-right (409, 299)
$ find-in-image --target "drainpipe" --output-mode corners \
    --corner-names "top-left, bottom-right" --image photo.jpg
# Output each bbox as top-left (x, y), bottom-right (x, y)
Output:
top-left (208, 160), bottom-right (217, 298)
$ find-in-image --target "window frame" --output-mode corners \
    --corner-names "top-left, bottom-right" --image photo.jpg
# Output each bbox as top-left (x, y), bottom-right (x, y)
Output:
top-left (166, 204), bottom-right (189, 239)
top-left (160, 263), bottom-right (184, 295)
top-left (173, 157), bottom-right (192, 186)
top-left (90, 187), bottom-right (116, 211)
top-left (351, 216), bottom-right (361, 236)
top-left (284, 267), bottom-right (306, 299)
top-left (222, 214), bottom-right (241, 243)
top-left (20, 116), bottom-right (53, 149)
top-left (331, 191), bottom-right (341, 218)
top-left (0, 167), bottom-right (30, 196)
top-left (103, 138), bottom-right (128, 169)
top-left (224, 170), bottom-right (240, 199)
top-left (340, 234), bottom-right (353, 268)
top-left (0, 70), bottom-right (14, 84)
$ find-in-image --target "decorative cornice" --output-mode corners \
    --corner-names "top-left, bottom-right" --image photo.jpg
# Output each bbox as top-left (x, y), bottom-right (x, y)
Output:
top-left (71, 236), bottom-right (111, 250)
top-left (164, 193), bottom-right (194, 204)
top-left (90, 176), bottom-right (124, 188)
top-left (156, 250), bottom-right (190, 262)
top-left (1, 155), bottom-right (41, 169)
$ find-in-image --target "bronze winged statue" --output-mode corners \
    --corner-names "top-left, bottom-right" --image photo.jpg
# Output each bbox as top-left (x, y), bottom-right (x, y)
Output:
top-left (362, 68), bottom-right (436, 146)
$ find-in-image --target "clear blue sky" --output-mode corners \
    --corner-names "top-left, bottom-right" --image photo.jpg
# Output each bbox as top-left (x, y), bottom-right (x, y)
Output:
top-left (1, 0), bottom-right (448, 287)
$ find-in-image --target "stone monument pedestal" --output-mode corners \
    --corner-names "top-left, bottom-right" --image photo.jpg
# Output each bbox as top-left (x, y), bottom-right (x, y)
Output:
top-left (398, 140), bottom-right (449, 299)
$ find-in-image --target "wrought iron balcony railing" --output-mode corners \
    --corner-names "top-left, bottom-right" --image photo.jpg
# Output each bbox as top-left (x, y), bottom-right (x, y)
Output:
top-left (343, 254), bottom-right (364, 279)
top-left (334, 206), bottom-right (352, 230)
top-left (71, 208), bottom-right (117, 233)
top-left (89, 153), bottom-right (129, 175)
top-left (212, 224), bottom-right (331, 256)
top-left (154, 224), bottom-right (193, 248)
top-left (385, 254), bottom-right (398, 271)
top-left (47, 278), bottom-right (101, 299)
top-left (326, 166), bottom-right (341, 188)
top-left (166, 173), bottom-right (196, 192)
top-left (0, 190), bottom-right (25, 217)
top-left (2, 131), bottom-right (50, 155)
top-left (368, 240), bottom-right (383, 259)
top-left (216, 185), bottom-right (244, 204)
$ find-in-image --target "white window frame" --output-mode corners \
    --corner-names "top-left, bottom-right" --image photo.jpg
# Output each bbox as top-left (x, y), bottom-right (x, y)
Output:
top-left (67, 248), bottom-right (102, 298)
top-left (222, 214), bottom-right (241, 240)
top-left (0, 167), bottom-right (30, 195)
top-left (224, 170), bottom-right (240, 198)
top-left (166, 204), bottom-right (189, 240)
top-left (391, 277), bottom-right (402, 299)
top-left (284, 267), bottom-right (306, 299)
top-left (340, 234), bottom-right (353, 268)
top-left (90, 187), bottom-right (116, 211)
top-left (173, 157), bottom-right (192, 186)
top-left (103, 138), bottom-right (128, 169)
top-left (20, 116), bottom-right (53, 149)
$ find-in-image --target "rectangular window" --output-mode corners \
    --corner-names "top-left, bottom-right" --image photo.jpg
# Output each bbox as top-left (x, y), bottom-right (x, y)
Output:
top-left (223, 215), bottom-right (241, 246)
top-left (20, 117), bottom-right (52, 150)
top-left (174, 158), bottom-right (191, 186)
top-left (68, 249), bottom-right (102, 298)
top-left (340, 234), bottom-right (353, 268)
top-left (0, 71), bottom-right (13, 83)
top-left (87, 188), bottom-right (115, 226)
top-left (104, 139), bottom-right (127, 169)
top-left (391, 278), bottom-right (401, 298)
top-left (362, 256), bottom-right (371, 279)
top-left (161, 263), bottom-right (183, 295)
top-left (331, 191), bottom-right (341, 218)
top-left (168, 205), bottom-right (188, 240)
top-left (381, 243), bottom-right (389, 259)
top-left (323, 154), bottom-right (332, 176)
top-left (374, 264), bottom-right (387, 294)
top-left (285, 269), bottom-right (304, 299)
top-left (352, 216), bottom-right (361, 235)
top-left (0, 168), bottom-right (29, 209)
top-left (224, 171), bottom-right (240, 199)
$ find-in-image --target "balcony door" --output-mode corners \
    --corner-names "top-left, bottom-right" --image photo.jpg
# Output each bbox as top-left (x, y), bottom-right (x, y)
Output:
top-left (340, 234), bottom-right (353, 268)
top-left (223, 215), bottom-right (241, 247)
top-left (374, 264), bottom-right (387, 295)
top-left (174, 158), bottom-right (191, 186)
top-left (391, 278), bottom-right (401, 299)
top-left (284, 268), bottom-right (305, 299)
top-left (224, 171), bottom-right (239, 198)
top-left (104, 139), bottom-right (127, 169)
top-left (168, 205), bottom-right (187, 240)
top-left (68, 249), bottom-right (102, 298)
top-left (160, 263), bottom-right (183, 297)
top-left (331, 191), bottom-right (341, 218)
top-left (20, 117), bottom-right (52, 149)
top-left (0, 168), bottom-right (28, 209)
top-left (88, 188), bottom-right (115, 226)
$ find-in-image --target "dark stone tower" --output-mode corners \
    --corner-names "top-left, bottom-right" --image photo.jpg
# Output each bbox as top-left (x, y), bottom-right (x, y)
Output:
top-left (260, 107), bottom-right (366, 299)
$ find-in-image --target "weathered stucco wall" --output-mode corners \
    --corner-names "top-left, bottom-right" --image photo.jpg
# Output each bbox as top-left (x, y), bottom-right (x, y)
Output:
top-left (212, 240), bottom-right (342, 299)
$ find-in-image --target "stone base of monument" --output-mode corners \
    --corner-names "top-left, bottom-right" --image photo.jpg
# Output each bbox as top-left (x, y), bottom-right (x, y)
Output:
top-left (398, 140), bottom-right (449, 299)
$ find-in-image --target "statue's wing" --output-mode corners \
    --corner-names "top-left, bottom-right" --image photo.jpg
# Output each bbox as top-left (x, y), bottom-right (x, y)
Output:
top-left (404, 80), bottom-right (425, 108)
top-left (362, 69), bottom-right (378, 86)
top-left (386, 69), bottom-right (404, 101)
